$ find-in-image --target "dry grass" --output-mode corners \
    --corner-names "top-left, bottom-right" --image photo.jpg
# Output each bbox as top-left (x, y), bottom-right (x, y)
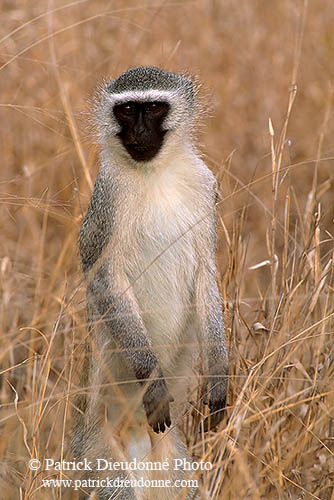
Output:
top-left (1, 1), bottom-right (334, 499)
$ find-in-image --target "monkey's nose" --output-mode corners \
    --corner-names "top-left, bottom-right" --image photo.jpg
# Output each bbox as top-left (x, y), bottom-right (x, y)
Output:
top-left (133, 126), bottom-right (146, 138)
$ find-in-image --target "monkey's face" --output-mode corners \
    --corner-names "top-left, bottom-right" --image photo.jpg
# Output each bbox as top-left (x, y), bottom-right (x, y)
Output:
top-left (113, 101), bottom-right (170, 162)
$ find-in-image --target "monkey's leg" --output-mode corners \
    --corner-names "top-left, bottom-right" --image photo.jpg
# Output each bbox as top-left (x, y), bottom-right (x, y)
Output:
top-left (73, 415), bottom-right (139, 500)
top-left (145, 427), bottom-right (198, 500)
top-left (72, 348), bottom-right (139, 499)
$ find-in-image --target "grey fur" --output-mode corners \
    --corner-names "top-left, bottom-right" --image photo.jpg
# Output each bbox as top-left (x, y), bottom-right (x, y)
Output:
top-left (107, 66), bottom-right (195, 106)
top-left (73, 66), bottom-right (228, 500)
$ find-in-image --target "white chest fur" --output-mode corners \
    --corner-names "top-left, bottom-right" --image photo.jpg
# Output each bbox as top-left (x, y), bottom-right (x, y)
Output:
top-left (118, 158), bottom-right (211, 370)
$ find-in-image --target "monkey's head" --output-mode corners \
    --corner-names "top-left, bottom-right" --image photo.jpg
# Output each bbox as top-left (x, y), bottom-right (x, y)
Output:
top-left (94, 66), bottom-right (198, 164)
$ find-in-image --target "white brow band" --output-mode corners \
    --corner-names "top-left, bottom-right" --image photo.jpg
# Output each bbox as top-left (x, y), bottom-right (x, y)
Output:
top-left (107, 89), bottom-right (179, 104)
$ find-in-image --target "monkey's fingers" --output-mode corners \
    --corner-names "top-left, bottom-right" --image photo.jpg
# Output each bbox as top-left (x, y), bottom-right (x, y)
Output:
top-left (148, 402), bottom-right (172, 433)
top-left (143, 381), bottom-right (173, 433)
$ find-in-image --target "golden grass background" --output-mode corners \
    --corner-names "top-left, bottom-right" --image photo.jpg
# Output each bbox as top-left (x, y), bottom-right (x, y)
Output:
top-left (1, 1), bottom-right (334, 498)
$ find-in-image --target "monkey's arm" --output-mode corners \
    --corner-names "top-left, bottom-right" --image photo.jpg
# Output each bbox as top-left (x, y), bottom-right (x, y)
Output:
top-left (86, 264), bottom-right (173, 434)
top-left (196, 228), bottom-right (228, 431)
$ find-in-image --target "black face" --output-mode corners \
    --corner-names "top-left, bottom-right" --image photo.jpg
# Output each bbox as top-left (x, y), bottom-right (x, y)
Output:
top-left (113, 101), bottom-right (170, 162)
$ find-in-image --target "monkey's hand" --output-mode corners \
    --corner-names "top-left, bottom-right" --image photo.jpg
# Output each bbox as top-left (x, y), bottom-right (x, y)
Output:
top-left (203, 376), bottom-right (227, 432)
top-left (143, 378), bottom-right (174, 434)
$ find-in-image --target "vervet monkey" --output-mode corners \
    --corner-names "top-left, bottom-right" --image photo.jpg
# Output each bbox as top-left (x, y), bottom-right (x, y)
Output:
top-left (73, 66), bottom-right (228, 500)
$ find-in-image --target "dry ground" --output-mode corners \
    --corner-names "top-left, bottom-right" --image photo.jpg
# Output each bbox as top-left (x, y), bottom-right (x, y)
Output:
top-left (1, 1), bottom-right (333, 499)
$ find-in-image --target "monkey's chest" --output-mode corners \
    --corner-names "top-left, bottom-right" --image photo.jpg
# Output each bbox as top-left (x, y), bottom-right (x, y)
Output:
top-left (128, 221), bottom-right (196, 308)
top-left (124, 206), bottom-right (199, 362)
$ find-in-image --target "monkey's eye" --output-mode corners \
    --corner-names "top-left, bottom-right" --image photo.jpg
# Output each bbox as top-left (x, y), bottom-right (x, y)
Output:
top-left (120, 103), bottom-right (136, 115)
top-left (145, 102), bottom-right (161, 113)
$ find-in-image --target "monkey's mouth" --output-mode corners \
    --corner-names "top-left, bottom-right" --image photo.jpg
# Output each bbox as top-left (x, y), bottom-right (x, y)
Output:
top-left (129, 143), bottom-right (151, 152)
top-left (125, 142), bottom-right (160, 162)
